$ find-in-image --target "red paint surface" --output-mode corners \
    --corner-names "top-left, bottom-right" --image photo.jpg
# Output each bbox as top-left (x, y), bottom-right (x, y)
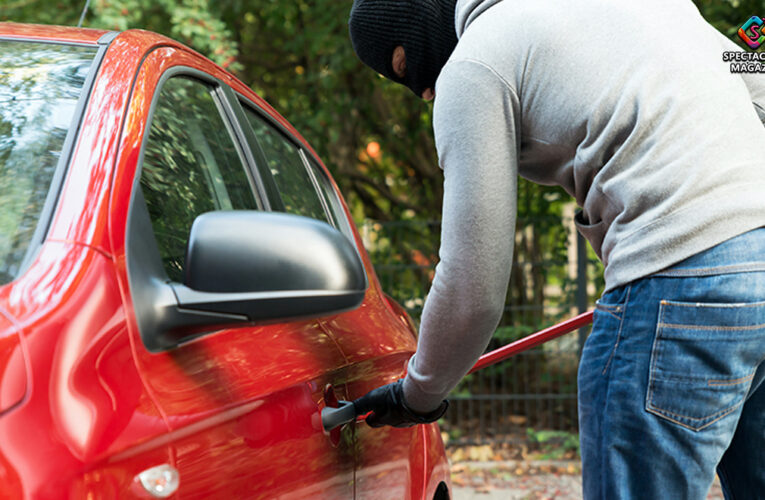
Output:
top-left (0, 313), bottom-right (26, 416)
top-left (0, 23), bottom-right (450, 499)
top-left (0, 23), bottom-right (108, 44)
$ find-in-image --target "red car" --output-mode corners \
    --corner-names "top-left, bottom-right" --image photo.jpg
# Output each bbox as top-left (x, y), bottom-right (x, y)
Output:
top-left (0, 23), bottom-right (450, 499)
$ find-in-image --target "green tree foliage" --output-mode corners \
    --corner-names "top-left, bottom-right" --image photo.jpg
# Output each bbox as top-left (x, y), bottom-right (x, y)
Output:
top-left (694, 0), bottom-right (765, 35)
top-left (4, 2), bottom-right (759, 429)
top-left (218, 1), bottom-right (444, 223)
top-left (4, 0), bottom-right (756, 315)
top-left (3, 0), bottom-right (757, 224)
top-left (4, 1), bottom-right (442, 223)
top-left (1, 0), bottom-right (84, 26)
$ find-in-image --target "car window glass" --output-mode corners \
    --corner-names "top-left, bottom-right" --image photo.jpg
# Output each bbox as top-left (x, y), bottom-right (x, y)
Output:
top-left (140, 77), bottom-right (258, 282)
top-left (242, 108), bottom-right (329, 224)
top-left (0, 41), bottom-right (97, 285)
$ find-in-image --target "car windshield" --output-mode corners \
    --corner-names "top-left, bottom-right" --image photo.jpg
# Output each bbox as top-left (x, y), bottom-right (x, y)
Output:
top-left (0, 40), bottom-right (98, 286)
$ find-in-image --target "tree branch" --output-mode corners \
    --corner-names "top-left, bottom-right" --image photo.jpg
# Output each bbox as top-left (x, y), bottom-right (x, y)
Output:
top-left (339, 169), bottom-right (419, 212)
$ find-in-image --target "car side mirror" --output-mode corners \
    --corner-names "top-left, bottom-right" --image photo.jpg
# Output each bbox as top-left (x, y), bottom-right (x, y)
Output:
top-left (184, 211), bottom-right (365, 295)
top-left (173, 210), bottom-right (367, 321)
top-left (129, 208), bottom-right (367, 352)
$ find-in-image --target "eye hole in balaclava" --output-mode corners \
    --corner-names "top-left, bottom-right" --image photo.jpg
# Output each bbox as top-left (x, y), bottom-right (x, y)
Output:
top-left (348, 0), bottom-right (458, 97)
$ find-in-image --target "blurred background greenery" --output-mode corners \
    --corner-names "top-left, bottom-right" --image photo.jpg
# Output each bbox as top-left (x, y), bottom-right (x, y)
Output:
top-left (3, 0), bottom-right (761, 441)
top-left (1, 0), bottom-right (756, 224)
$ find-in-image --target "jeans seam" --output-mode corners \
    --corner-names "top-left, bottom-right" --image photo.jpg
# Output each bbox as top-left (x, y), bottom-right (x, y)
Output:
top-left (650, 372), bottom-right (754, 384)
top-left (601, 286), bottom-right (630, 376)
top-left (595, 302), bottom-right (623, 321)
top-left (658, 322), bottom-right (765, 332)
top-left (645, 403), bottom-right (740, 432)
top-left (659, 299), bottom-right (765, 309)
top-left (596, 307), bottom-right (622, 322)
top-left (646, 301), bottom-right (666, 422)
top-left (708, 373), bottom-right (756, 387)
top-left (595, 302), bottom-right (622, 312)
top-left (652, 263), bottom-right (765, 277)
top-left (646, 399), bottom-right (742, 424)
top-left (593, 286), bottom-right (631, 500)
top-left (598, 306), bottom-right (625, 500)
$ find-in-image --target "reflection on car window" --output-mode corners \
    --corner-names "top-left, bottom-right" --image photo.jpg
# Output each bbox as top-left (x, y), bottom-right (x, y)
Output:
top-left (242, 107), bottom-right (329, 224)
top-left (0, 41), bottom-right (97, 285)
top-left (141, 77), bottom-right (258, 282)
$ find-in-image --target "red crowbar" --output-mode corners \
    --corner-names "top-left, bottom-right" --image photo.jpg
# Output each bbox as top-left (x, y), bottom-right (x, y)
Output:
top-left (321, 310), bottom-right (594, 432)
top-left (468, 310), bottom-right (594, 374)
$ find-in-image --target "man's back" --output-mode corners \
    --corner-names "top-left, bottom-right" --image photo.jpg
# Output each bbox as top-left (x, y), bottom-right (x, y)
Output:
top-left (348, 3), bottom-right (765, 497)
top-left (436, 0), bottom-right (765, 290)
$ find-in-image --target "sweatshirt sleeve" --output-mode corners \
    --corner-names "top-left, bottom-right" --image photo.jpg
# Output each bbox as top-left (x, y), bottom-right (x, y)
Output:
top-left (716, 29), bottom-right (765, 123)
top-left (402, 60), bottom-right (521, 413)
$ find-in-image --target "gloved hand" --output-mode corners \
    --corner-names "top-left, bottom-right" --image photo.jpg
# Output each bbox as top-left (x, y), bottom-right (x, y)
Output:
top-left (353, 380), bottom-right (449, 428)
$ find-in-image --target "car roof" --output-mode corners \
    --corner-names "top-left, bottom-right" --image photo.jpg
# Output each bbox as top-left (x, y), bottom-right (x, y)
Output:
top-left (0, 22), bottom-right (112, 45)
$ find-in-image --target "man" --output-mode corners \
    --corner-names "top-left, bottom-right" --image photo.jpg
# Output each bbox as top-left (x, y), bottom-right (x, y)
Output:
top-left (349, 0), bottom-right (765, 498)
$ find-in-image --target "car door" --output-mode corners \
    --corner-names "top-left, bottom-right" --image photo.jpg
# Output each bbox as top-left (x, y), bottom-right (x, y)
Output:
top-left (235, 100), bottom-right (434, 499)
top-left (117, 48), bottom-right (355, 499)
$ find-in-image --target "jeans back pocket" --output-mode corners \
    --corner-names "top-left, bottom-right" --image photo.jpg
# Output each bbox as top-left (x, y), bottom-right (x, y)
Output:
top-left (646, 299), bottom-right (765, 431)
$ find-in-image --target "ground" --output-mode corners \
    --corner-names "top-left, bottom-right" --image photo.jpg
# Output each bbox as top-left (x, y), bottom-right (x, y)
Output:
top-left (447, 443), bottom-right (725, 500)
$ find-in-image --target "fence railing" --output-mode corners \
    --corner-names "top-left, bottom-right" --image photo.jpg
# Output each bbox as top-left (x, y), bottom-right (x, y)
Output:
top-left (362, 215), bottom-right (602, 445)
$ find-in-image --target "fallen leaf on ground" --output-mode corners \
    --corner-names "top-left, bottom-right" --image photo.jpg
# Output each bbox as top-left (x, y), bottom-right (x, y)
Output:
top-left (509, 415), bottom-right (527, 425)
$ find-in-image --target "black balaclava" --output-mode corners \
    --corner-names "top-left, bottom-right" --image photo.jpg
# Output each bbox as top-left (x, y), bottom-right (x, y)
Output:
top-left (349, 0), bottom-right (458, 97)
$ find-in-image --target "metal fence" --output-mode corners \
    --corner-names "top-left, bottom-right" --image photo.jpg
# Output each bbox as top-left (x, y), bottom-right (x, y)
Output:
top-left (362, 214), bottom-right (602, 445)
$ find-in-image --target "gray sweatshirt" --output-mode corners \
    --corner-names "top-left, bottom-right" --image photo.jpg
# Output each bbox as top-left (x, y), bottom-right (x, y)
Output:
top-left (403, 0), bottom-right (765, 412)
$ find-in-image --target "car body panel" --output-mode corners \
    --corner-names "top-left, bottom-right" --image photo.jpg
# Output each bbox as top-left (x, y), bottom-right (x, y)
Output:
top-left (0, 310), bottom-right (27, 417)
top-left (0, 241), bottom-right (171, 498)
top-left (111, 42), bottom-right (356, 499)
top-left (328, 315), bottom-right (428, 499)
top-left (0, 22), bottom-right (451, 499)
top-left (0, 23), bottom-right (108, 45)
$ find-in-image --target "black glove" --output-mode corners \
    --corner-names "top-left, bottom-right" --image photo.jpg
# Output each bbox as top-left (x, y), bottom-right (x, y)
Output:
top-left (353, 380), bottom-right (449, 428)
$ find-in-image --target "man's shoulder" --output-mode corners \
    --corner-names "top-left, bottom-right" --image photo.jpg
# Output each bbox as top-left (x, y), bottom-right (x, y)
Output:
top-left (434, 58), bottom-right (519, 106)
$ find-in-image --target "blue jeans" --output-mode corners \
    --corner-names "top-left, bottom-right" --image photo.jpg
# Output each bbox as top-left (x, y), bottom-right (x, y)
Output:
top-left (578, 228), bottom-right (765, 500)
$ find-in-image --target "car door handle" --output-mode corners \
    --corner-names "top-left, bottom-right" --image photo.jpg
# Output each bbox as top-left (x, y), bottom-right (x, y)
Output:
top-left (321, 400), bottom-right (356, 432)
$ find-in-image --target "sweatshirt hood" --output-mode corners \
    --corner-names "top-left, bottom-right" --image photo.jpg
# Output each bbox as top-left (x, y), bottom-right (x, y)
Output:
top-left (455, 0), bottom-right (505, 38)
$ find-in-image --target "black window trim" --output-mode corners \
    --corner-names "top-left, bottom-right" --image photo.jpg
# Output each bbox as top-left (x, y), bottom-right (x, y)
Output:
top-left (232, 95), bottom-right (317, 216)
top-left (219, 87), bottom-right (283, 211)
top-left (233, 93), bottom-right (304, 150)
top-left (233, 95), bottom-right (340, 228)
top-left (301, 152), bottom-right (357, 242)
top-left (233, 92), bottom-right (361, 250)
top-left (3, 32), bottom-right (118, 280)
top-left (297, 148), bottom-right (336, 227)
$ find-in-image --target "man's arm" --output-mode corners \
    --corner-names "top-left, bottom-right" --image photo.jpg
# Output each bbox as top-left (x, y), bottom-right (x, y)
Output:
top-left (716, 28), bottom-right (765, 123)
top-left (402, 59), bottom-right (522, 413)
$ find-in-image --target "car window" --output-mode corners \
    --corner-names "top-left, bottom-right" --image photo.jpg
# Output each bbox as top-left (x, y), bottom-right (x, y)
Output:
top-left (0, 41), bottom-right (98, 285)
top-left (140, 77), bottom-right (258, 282)
top-left (304, 155), bottom-right (355, 237)
top-left (242, 107), bottom-right (330, 224)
